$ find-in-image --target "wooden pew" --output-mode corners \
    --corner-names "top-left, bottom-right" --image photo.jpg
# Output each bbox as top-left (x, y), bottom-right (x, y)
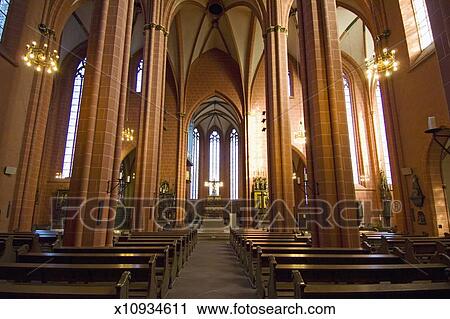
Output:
top-left (242, 241), bottom-right (311, 276)
top-left (53, 245), bottom-right (179, 289)
top-left (372, 236), bottom-right (446, 254)
top-left (0, 258), bottom-right (159, 298)
top-left (229, 229), bottom-right (306, 252)
top-left (124, 235), bottom-right (193, 256)
top-left (17, 248), bottom-right (171, 298)
top-left (130, 230), bottom-right (197, 254)
top-left (0, 271), bottom-right (131, 299)
top-left (235, 236), bottom-right (310, 264)
top-left (380, 238), bottom-right (450, 263)
top-left (268, 257), bottom-right (450, 298)
top-left (114, 239), bottom-right (185, 269)
top-left (117, 236), bottom-right (190, 263)
top-left (244, 245), bottom-right (368, 286)
top-left (255, 251), bottom-right (402, 298)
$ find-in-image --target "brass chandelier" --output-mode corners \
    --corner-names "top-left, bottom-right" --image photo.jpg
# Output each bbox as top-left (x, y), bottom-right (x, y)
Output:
top-left (23, 24), bottom-right (59, 74)
top-left (365, 48), bottom-right (399, 80)
top-left (122, 127), bottom-right (135, 142)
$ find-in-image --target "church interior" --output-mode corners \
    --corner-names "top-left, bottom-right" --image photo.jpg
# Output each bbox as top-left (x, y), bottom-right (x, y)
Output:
top-left (1, 0), bottom-right (450, 299)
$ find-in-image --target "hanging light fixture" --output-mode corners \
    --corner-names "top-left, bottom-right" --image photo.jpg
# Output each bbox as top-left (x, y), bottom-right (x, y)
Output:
top-left (365, 48), bottom-right (399, 80)
top-left (122, 127), bottom-right (135, 142)
top-left (294, 121), bottom-right (306, 145)
top-left (365, 30), bottom-right (399, 80)
top-left (23, 24), bottom-right (59, 74)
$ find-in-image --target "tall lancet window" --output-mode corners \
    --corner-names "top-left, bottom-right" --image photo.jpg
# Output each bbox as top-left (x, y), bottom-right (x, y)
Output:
top-left (62, 58), bottom-right (86, 178)
top-left (0, 0), bottom-right (10, 41)
top-left (209, 130), bottom-right (220, 196)
top-left (411, 0), bottom-right (433, 50)
top-left (375, 81), bottom-right (393, 185)
top-left (288, 71), bottom-right (294, 97)
top-left (136, 59), bottom-right (143, 93)
top-left (343, 76), bottom-right (360, 184)
top-left (230, 129), bottom-right (239, 199)
top-left (190, 128), bottom-right (200, 199)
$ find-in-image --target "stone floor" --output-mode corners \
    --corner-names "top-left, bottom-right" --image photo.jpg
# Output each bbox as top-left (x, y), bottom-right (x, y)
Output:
top-left (166, 240), bottom-right (257, 299)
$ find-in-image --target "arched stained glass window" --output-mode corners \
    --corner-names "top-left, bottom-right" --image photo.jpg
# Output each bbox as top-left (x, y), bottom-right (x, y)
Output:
top-left (209, 131), bottom-right (220, 196)
top-left (136, 59), bottom-right (143, 93)
top-left (230, 129), bottom-right (239, 199)
top-left (343, 76), bottom-right (360, 184)
top-left (62, 58), bottom-right (86, 178)
top-left (190, 128), bottom-right (200, 199)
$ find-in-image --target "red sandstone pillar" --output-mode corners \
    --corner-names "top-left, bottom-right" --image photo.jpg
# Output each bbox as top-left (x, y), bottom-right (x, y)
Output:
top-left (9, 4), bottom-right (58, 232)
top-left (134, 0), bottom-right (168, 232)
top-left (175, 114), bottom-right (188, 227)
top-left (297, 0), bottom-right (360, 247)
top-left (64, 0), bottom-right (132, 246)
top-left (264, 1), bottom-right (296, 232)
top-left (106, 0), bottom-right (135, 246)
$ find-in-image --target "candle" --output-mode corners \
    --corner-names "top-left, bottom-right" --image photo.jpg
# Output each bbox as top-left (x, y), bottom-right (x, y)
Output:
top-left (127, 175), bottom-right (131, 183)
top-left (428, 116), bottom-right (437, 130)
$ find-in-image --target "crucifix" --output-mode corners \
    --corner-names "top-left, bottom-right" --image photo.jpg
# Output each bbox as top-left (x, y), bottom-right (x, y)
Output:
top-left (204, 180), bottom-right (224, 197)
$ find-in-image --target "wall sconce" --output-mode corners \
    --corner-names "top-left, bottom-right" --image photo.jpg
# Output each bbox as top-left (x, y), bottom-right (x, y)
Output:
top-left (360, 175), bottom-right (369, 183)
top-left (107, 175), bottom-right (131, 194)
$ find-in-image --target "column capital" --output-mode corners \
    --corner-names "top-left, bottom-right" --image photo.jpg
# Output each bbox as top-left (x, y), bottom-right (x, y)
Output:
top-left (144, 22), bottom-right (169, 36)
top-left (263, 25), bottom-right (288, 38)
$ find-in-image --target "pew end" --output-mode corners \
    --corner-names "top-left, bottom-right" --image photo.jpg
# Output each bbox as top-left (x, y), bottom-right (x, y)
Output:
top-left (116, 271), bottom-right (132, 299)
top-left (292, 270), bottom-right (306, 299)
top-left (0, 236), bottom-right (15, 262)
top-left (268, 256), bottom-right (278, 299)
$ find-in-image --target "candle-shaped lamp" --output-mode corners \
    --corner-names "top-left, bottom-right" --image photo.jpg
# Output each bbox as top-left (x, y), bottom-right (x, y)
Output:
top-left (428, 116), bottom-right (438, 130)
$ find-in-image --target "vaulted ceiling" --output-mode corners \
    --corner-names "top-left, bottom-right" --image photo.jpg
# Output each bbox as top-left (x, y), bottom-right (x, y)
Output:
top-left (59, 0), bottom-right (377, 100)
top-left (167, 2), bottom-right (264, 100)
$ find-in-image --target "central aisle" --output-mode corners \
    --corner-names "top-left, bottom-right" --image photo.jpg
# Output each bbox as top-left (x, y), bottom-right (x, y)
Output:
top-left (167, 240), bottom-right (257, 299)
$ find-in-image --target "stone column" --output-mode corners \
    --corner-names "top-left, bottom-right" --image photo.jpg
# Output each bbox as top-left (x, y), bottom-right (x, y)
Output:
top-left (134, 0), bottom-right (168, 232)
top-left (64, 0), bottom-right (132, 246)
top-left (426, 0), bottom-right (450, 114)
top-left (106, 0), bottom-right (135, 245)
top-left (297, 0), bottom-right (360, 247)
top-left (175, 113), bottom-right (188, 226)
top-left (264, 1), bottom-right (296, 231)
top-left (9, 73), bottom-right (54, 232)
top-left (9, 0), bottom-right (56, 231)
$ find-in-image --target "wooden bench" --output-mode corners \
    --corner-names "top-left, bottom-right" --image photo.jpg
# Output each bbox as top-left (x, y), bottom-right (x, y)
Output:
top-left (231, 232), bottom-right (308, 252)
top-left (0, 271), bottom-right (131, 299)
top-left (241, 241), bottom-right (312, 276)
top-left (131, 229), bottom-right (197, 251)
top-left (17, 248), bottom-right (171, 298)
top-left (370, 236), bottom-right (448, 254)
top-left (255, 251), bottom-right (402, 298)
top-left (268, 258), bottom-right (450, 298)
top-left (117, 236), bottom-right (191, 263)
top-left (230, 230), bottom-right (308, 252)
top-left (0, 259), bottom-right (159, 298)
top-left (114, 239), bottom-right (185, 269)
top-left (53, 245), bottom-right (179, 290)
top-left (121, 235), bottom-right (193, 257)
top-left (237, 239), bottom-right (311, 268)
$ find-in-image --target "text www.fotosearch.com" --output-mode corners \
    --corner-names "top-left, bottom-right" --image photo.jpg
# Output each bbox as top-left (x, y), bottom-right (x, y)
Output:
top-left (197, 303), bottom-right (336, 316)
